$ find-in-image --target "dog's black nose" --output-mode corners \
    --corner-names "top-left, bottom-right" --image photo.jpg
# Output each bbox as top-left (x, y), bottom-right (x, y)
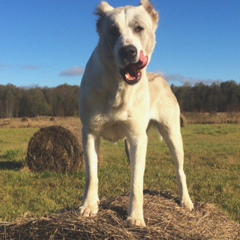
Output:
top-left (119, 45), bottom-right (137, 63)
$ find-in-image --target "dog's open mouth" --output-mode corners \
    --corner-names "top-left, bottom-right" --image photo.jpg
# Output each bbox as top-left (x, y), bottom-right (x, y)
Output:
top-left (120, 50), bottom-right (148, 85)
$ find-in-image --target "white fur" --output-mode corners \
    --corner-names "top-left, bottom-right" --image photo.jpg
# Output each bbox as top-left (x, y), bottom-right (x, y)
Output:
top-left (79, 0), bottom-right (193, 227)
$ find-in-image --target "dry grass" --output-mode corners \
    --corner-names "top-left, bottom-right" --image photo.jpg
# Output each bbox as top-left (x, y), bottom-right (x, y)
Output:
top-left (0, 117), bottom-right (81, 129)
top-left (1, 194), bottom-right (239, 240)
top-left (0, 113), bottom-right (239, 129)
top-left (184, 112), bottom-right (240, 124)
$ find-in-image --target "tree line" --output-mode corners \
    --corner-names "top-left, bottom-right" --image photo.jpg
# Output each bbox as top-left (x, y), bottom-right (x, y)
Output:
top-left (0, 84), bottom-right (79, 118)
top-left (0, 80), bottom-right (239, 118)
top-left (171, 80), bottom-right (240, 112)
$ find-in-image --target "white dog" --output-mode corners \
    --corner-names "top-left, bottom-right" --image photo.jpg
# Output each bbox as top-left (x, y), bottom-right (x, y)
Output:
top-left (79, 0), bottom-right (193, 227)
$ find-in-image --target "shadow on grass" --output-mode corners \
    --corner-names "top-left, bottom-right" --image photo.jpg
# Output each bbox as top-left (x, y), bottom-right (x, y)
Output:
top-left (0, 160), bottom-right (23, 170)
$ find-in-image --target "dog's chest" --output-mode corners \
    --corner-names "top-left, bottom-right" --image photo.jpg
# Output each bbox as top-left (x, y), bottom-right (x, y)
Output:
top-left (90, 108), bottom-right (130, 142)
top-left (101, 121), bottom-right (126, 142)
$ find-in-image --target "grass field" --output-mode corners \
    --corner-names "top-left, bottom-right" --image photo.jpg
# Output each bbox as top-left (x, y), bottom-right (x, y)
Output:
top-left (0, 119), bottom-right (239, 224)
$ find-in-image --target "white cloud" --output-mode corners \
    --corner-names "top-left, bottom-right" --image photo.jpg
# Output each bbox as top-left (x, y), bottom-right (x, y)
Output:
top-left (0, 64), bottom-right (48, 71)
top-left (22, 65), bottom-right (42, 70)
top-left (0, 64), bottom-right (12, 69)
top-left (158, 72), bottom-right (222, 86)
top-left (59, 67), bottom-right (85, 77)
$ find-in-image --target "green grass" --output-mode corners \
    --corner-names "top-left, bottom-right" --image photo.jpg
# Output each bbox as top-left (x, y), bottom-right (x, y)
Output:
top-left (0, 125), bottom-right (239, 223)
top-left (0, 128), bottom-right (37, 159)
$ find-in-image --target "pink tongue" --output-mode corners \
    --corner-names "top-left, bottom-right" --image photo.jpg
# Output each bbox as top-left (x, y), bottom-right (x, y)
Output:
top-left (138, 50), bottom-right (148, 69)
top-left (127, 50), bottom-right (148, 77)
top-left (121, 50), bottom-right (148, 83)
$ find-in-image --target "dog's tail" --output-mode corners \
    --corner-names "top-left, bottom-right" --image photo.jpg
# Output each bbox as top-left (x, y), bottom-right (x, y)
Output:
top-left (124, 139), bottom-right (131, 164)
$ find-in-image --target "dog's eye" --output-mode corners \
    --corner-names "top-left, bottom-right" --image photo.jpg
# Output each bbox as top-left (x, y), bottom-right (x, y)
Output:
top-left (135, 26), bottom-right (144, 33)
top-left (109, 26), bottom-right (120, 37)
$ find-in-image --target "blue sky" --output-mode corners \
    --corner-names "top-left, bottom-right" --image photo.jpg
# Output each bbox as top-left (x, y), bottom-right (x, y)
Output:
top-left (0, 0), bottom-right (239, 87)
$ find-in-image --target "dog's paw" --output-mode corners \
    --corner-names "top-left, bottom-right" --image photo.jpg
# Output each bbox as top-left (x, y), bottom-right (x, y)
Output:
top-left (79, 203), bottom-right (99, 217)
top-left (180, 199), bottom-right (194, 211)
top-left (127, 216), bottom-right (146, 227)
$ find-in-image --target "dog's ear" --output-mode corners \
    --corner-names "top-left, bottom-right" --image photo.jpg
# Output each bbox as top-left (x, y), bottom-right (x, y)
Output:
top-left (95, 2), bottom-right (114, 34)
top-left (96, 1), bottom-right (114, 17)
top-left (141, 0), bottom-right (159, 25)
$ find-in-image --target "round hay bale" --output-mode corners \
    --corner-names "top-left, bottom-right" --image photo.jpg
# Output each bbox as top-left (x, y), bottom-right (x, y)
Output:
top-left (180, 113), bottom-right (187, 127)
top-left (26, 126), bottom-right (84, 174)
top-left (21, 117), bottom-right (29, 122)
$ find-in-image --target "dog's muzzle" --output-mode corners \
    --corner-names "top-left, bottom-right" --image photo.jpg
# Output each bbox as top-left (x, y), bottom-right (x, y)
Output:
top-left (119, 47), bottom-right (148, 85)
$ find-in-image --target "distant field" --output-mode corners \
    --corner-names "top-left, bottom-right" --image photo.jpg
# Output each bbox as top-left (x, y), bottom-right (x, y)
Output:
top-left (184, 112), bottom-right (240, 124)
top-left (0, 118), bottom-right (239, 224)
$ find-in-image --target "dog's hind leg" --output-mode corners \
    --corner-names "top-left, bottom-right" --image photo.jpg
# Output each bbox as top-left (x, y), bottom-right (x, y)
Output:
top-left (156, 119), bottom-right (194, 210)
top-left (79, 128), bottom-right (100, 217)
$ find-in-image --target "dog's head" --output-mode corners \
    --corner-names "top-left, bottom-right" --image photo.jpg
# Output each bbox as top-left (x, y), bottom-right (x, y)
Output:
top-left (96, 0), bottom-right (159, 85)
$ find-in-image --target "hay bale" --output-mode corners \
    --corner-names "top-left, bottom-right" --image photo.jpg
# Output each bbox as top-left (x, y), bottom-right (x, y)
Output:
top-left (180, 113), bottom-right (187, 127)
top-left (21, 117), bottom-right (29, 122)
top-left (1, 194), bottom-right (239, 239)
top-left (26, 126), bottom-right (84, 173)
top-left (4, 118), bottom-right (11, 125)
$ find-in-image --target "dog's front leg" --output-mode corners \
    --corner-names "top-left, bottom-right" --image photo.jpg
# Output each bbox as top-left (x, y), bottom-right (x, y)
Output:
top-left (79, 128), bottom-right (100, 217)
top-left (127, 133), bottom-right (148, 227)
